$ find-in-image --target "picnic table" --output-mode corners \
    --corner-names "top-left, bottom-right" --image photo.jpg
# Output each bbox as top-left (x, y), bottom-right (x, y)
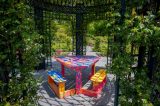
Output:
top-left (55, 56), bottom-right (100, 94)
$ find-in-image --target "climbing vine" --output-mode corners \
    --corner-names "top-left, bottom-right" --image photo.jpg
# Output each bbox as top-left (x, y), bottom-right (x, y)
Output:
top-left (0, 0), bottom-right (41, 105)
top-left (110, 2), bottom-right (160, 105)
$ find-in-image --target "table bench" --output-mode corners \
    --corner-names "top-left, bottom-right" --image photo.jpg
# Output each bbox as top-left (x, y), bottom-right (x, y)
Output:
top-left (48, 71), bottom-right (66, 98)
top-left (90, 69), bottom-right (107, 94)
top-left (81, 69), bottom-right (107, 98)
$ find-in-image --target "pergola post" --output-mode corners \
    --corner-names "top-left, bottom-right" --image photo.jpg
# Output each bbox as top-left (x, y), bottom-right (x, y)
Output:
top-left (76, 13), bottom-right (84, 56)
top-left (34, 7), bottom-right (45, 69)
top-left (34, 7), bottom-right (43, 35)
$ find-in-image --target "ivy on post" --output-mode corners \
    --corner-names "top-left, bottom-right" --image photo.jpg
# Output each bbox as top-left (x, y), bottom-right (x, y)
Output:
top-left (137, 46), bottom-right (146, 68)
top-left (114, 0), bottom-right (126, 106)
top-left (0, 0), bottom-right (40, 105)
top-left (147, 45), bottom-right (155, 79)
top-left (34, 7), bottom-right (45, 69)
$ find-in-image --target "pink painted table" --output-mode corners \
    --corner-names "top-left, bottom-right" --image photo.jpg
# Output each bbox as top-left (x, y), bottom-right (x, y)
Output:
top-left (55, 56), bottom-right (100, 94)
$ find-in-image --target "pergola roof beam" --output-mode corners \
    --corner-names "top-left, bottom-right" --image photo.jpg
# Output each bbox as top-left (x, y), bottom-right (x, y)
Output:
top-left (31, 0), bottom-right (113, 14)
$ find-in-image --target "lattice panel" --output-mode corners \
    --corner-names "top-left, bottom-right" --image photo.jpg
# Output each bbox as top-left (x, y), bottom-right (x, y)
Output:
top-left (33, 0), bottom-right (113, 7)
top-left (30, 0), bottom-right (113, 14)
top-left (30, 0), bottom-right (115, 68)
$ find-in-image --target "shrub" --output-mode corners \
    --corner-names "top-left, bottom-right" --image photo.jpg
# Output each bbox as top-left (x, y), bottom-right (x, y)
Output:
top-left (93, 36), bottom-right (108, 55)
top-left (93, 37), bottom-right (101, 52)
top-left (86, 37), bottom-right (95, 47)
top-left (51, 21), bottom-right (72, 53)
top-left (0, 1), bottom-right (40, 105)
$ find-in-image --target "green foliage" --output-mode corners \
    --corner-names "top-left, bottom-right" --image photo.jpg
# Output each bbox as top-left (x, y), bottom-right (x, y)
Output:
top-left (0, 0), bottom-right (40, 105)
top-left (51, 21), bottom-right (72, 53)
top-left (87, 21), bottom-right (108, 37)
top-left (87, 20), bottom-right (108, 56)
top-left (93, 37), bottom-right (101, 52)
top-left (86, 37), bottom-right (95, 46)
top-left (92, 36), bottom-right (107, 56)
top-left (110, 10), bottom-right (160, 105)
top-left (99, 43), bottom-right (107, 56)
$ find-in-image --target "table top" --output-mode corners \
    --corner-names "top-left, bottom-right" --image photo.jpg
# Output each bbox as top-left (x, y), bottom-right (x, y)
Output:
top-left (55, 56), bottom-right (100, 70)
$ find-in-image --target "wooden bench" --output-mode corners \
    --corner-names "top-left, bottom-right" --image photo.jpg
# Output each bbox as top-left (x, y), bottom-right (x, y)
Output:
top-left (80, 69), bottom-right (107, 98)
top-left (48, 71), bottom-right (66, 98)
top-left (90, 69), bottom-right (107, 94)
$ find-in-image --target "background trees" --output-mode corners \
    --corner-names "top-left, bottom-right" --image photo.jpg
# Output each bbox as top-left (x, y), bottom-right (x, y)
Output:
top-left (51, 21), bottom-right (72, 53)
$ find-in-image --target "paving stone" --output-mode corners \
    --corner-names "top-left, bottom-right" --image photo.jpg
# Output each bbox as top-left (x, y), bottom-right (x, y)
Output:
top-left (38, 100), bottom-right (51, 106)
top-left (81, 101), bottom-right (93, 106)
top-left (59, 102), bottom-right (74, 106)
top-left (47, 99), bottom-right (61, 106)
top-left (42, 93), bottom-right (50, 98)
top-left (71, 96), bottom-right (85, 101)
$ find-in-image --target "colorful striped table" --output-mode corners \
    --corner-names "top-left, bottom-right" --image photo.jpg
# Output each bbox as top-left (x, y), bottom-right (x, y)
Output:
top-left (55, 56), bottom-right (100, 94)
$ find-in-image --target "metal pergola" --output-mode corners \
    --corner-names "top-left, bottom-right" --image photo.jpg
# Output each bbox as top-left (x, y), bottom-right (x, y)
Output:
top-left (28, 0), bottom-right (114, 67)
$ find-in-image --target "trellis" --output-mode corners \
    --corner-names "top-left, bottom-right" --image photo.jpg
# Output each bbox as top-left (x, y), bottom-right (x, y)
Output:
top-left (29, 0), bottom-right (114, 68)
